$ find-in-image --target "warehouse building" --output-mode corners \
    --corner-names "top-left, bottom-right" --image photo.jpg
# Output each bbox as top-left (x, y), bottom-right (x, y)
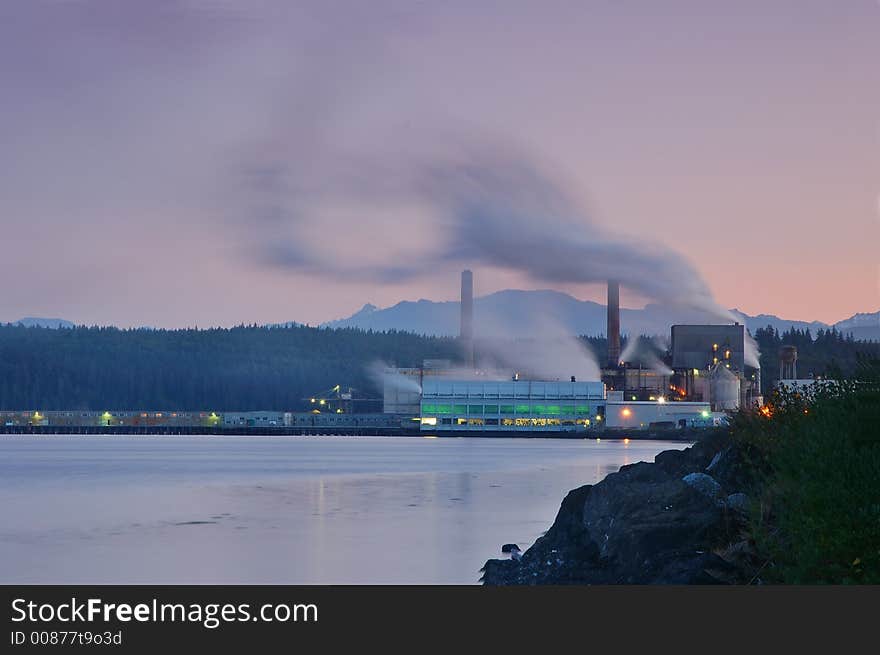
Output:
top-left (604, 397), bottom-right (715, 430)
top-left (419, 378), bottom-right (605, 433)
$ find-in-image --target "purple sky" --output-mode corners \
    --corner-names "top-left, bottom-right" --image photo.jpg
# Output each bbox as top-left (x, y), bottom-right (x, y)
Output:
top-left (2, 1), bottom-right (878, 328)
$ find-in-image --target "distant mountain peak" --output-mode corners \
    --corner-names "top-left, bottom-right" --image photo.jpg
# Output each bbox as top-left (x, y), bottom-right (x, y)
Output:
top-left (316, 289), bottom-right (878, 342)
top-left (14, 317), bottom-right (74, 329)
top-left (834, 310), bottom-right (880, 341)
top-left (354, 303), bottom-right (378, 315)
top-left (837, 311), bottom-right (880, 328)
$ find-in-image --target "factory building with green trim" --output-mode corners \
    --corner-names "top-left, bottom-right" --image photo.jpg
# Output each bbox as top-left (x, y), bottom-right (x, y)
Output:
top-left (419, 379), bottom-right (606, 433)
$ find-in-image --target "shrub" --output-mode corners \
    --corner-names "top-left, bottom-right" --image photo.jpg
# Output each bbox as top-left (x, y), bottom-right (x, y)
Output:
top-left (731, 358), bottom-right (880, 583)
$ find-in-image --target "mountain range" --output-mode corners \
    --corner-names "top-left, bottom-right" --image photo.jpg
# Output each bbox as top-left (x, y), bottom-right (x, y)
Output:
top-left (321, 289), bottom-right (880, 341)
top-left (12, 317), bottom-right (76, 329)
top-left (8, 292), bottom-right (879, 341)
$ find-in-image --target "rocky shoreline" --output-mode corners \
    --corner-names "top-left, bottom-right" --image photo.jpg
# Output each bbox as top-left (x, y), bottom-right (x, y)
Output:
top-left (481, 432), bottom-right (763, 584)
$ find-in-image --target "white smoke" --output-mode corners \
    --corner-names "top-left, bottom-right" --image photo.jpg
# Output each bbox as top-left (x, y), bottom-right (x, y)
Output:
top-left (652, 334), bottom-right (671, 352)
top-left (472, 312), bottom-right (602, 381)
top-left (619, 336), bottom-right (639, 365)
top-left (618, 335), bottom-right (673, 375)
top-left (366, 360), bottom-right (422, 394)
top-left (745, 331), bottom-right (762, 369)
top-left (478, 336), bottom-right (601, 382)
top-left (223, 4), bottom-right (738, 331)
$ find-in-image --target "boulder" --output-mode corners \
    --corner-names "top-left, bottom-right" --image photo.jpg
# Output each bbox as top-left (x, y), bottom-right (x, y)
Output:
top-left (583, 463), bottom-right (729, 583)
top-left (482, 440), bottom-right (742, 585)
top-left (682, 472), bottom-right (723, 500)
top-left (725, 492), bottom-right (750, 514)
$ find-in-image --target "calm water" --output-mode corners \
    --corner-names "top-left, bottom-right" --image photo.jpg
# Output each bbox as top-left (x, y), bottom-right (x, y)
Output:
top-left (0, 435), bottom-right (685, 584)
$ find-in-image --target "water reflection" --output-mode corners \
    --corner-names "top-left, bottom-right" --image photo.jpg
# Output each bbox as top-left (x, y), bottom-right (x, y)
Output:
top-left (0, 435), bottom-right (684, 584)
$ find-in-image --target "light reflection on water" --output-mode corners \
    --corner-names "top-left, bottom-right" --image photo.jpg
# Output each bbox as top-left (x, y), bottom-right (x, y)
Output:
top-left (0, 435), bottom-right (684, 584)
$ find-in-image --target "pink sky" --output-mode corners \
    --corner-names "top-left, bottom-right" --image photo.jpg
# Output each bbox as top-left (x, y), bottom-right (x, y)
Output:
top-left (1, 1), bottom-right (878, 328)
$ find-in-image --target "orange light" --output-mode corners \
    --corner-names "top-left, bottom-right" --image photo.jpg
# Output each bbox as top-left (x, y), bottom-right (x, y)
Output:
top-left (621, 408), bottom-right (632, 418)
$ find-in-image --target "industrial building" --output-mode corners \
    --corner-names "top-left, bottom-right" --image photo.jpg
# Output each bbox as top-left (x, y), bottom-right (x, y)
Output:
top-left (0, 409), bottom-right (406, 434)
top-left (668, 324), bottom-right (761, 410)
top-left (419, 378), bottom-right (605, 433)
top-left (380, 272), bottom-right (756, 434)
top-left (3, 273), bottom-right (761, 437)
top-left (604, 397), bottom-right (715, 430)
top-left (382, 359), bottom-right (457, 415)
top-left (384, 271), bottom-right (759, 434)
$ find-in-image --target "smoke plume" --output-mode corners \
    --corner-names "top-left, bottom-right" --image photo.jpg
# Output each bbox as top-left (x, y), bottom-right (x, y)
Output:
top-left (744, 331), bottom-right (762, 369)
top-left (366, 361), bottom-right (421, 394)
top-left (224, 3), bottom-right (740, 335)
top-left (239, 140), bottom-right (734, 322)
top-left (619, 336), bottom-right (673, 376)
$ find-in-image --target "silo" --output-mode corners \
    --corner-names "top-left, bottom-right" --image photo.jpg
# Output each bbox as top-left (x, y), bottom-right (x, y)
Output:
top-left (709, 366), bottom-right (741, 411)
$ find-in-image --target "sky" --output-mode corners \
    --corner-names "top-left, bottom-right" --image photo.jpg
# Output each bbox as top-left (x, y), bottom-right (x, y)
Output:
top-left (1, 0), bottom-right (878, 328)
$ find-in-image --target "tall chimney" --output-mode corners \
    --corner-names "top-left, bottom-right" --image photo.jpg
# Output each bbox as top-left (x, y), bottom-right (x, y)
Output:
top-left (607, 280), bottom-right (620, 367)
top-left (460, 270), bottom-right (474, 368)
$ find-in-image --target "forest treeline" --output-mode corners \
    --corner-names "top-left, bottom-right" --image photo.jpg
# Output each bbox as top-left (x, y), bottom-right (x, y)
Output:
top-left (0, 323), bottom-right (876, 410)
top-left (752, 324), bottom-right (879, 392)
top-left (0, 324), bottom-right (460, 411)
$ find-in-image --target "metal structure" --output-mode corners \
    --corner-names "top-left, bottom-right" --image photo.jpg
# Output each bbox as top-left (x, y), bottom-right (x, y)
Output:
top-left (708, 364), bottom-right (741, 410)
top-left (304, 384), bottom-right (379, 414)
top-left (779, 345), bottom-right (798, 380)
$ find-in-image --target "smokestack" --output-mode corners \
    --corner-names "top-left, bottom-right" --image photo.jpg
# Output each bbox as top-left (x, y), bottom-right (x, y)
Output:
top-left (607, 280), bottom-right (620, 367)
top-left (460, 269), bottom-right (474, 368)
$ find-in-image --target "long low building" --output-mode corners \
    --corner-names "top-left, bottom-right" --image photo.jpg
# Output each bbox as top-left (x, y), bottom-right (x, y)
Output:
top-left (419, 379), bottom-right (606, 433)
top-left (0, 410), bottom-right (408, 431)
top-left (604, 400), bottom-right (717, 430)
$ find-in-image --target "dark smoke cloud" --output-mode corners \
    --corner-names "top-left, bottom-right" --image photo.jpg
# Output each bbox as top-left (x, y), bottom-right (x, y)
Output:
top-left (235, 138), bottom-right (734, 321)
top-left (216, 1), bottom-right (733, 322)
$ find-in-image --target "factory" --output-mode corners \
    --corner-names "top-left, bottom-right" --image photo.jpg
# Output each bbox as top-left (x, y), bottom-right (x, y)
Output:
top-left (384, 272), bottom-right (761, 435)
top-left (599, 281), bottom-right (761, 429)
top-left (2, 272), bottom-right (762, 437)
top-left (419, 378), bottom-right (605, 433)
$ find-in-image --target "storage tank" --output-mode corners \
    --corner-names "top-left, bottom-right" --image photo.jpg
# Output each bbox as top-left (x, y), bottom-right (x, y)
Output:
top-left (779, 345), bottom-right (797, 380)
top-left (709, 365), bottom-right (740, 411)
